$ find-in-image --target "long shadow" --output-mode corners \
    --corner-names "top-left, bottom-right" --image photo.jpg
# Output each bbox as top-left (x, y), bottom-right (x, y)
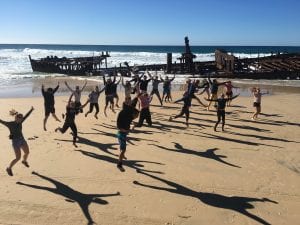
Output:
top-left (96, 123), bottom-right (164, 135)
top-left (133, 170), bottom-right (277, 225)
top-left (17, 171), bottom-right (120, 225)
top-left (227, 131), bottom-right (300, 143)
top-left (229, 117), bottom-right (300, 127)
top-left (93, 128), bottom-right (162, 138)
top-left (76, 149), bottom-right (164, 174)
top-left (186, 132), bottom-right (281, 148)
top-left (55, 136), bottom-right (118, 156)
top-left (226, 123), bottom-right (272, 132)
top-left (150, 143), bottom-right (240, 168)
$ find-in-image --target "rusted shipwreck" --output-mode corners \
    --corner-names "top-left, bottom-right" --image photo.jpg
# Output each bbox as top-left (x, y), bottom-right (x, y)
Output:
top-left (29, 51), bottom-right (111, 76)
top-left (29, 37), bottom-right (300, 79)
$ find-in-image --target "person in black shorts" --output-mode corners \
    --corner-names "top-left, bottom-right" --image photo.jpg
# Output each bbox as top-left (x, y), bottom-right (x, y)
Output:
top-left (42, 83), bottom-right (61, 131)
top-left (0, 106), bottom-right (34, 176)
top-left (116, 98), bottom-right (139, 171)
top-left (205, 93), bottom-right (239, 131)
top-left (55, 94), bottom-right (89, 147)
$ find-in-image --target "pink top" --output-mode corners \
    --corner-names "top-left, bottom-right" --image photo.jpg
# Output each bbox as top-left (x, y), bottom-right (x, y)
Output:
top-left (225, 83), bottom-right (233, 92)
top-left (139, 95), bottom-right (152, 109)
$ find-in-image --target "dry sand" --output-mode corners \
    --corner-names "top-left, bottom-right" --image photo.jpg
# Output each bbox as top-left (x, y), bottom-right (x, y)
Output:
top-left (0, 85), bottom-right (299, 225)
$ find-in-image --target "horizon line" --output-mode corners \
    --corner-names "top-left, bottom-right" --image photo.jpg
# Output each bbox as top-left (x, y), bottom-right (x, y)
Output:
top-left (0, 43), bottom-right (300, 47)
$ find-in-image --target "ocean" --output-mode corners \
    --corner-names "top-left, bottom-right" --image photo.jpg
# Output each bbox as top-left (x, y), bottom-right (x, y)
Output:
top-left (0, 44), bottom-right (300, 97)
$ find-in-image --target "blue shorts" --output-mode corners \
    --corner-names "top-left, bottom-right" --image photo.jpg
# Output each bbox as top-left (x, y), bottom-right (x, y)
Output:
top-left (12, 137), bottom-right (27, 150)
top-left (163, 88), bottom-right (170, 95)
top-left (117, 131), bottom-right (127, 151)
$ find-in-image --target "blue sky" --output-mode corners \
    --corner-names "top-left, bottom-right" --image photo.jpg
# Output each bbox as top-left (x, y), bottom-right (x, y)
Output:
top-left (0, 0), bottom-right (299, 45)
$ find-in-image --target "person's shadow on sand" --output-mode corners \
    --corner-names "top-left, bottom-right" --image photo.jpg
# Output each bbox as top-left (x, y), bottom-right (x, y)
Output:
top-left (76, 149), bottom-right (164, 174)
top-left (133, 170), bottom-right (277, 225)
top-left (150, 143), bottom-right (241, 168)
top-left (16, 171), bottom-right (120, 225)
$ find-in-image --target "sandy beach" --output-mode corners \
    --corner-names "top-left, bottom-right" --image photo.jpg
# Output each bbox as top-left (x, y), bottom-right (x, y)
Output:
top-left (0, 79), bottom-right (299, 225)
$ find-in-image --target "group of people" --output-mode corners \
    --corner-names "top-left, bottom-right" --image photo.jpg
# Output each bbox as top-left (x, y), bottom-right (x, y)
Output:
top-left (0, 71), bottom-right (269, 174)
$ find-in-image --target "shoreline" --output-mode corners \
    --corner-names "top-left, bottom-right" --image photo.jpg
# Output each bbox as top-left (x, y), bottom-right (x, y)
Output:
top-left (0, 76), bottom-right (300, 98)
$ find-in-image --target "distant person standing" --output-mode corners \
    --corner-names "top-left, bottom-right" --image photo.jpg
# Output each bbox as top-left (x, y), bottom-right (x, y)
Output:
top-left (161, 73), bottom-right (175, 103)
top-left (112, 73), bottom-right (122, 108)
top-left (65, 80), bottom-right (87, 114)
top-left (139, 72), bottom-right (152, 92)
top-left (224, 81), bottom-right (238, 106)
top-left (0, 106), bottom-right (34, 176)
top-left (149, 71), bottom-right (163, 106)
top-left (41, 82), bottom-right (61, 131)
top-left (121, 77), bottom-right (133, 99)
top-left (103, 74), bottom-right (120, 116)
top-left (251, 87), bottom-right (268, 120)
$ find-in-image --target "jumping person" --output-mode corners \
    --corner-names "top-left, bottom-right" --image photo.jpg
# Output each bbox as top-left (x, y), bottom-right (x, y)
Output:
top-left (116, 97), bottom-right (139, 171)
top-left (186, 79), bottom-right (207, 108)
top-left (85, 86), bottom-right (105, 119)
top-left (169, 95), bottom-right (192, 127)
top-left (112, 72), bottom-right (122, 108)
top-left (121, 76), bottom-right (133, 99)
top-left (103, 74), bottom-right (118, 117)
top-left (55, 94), bottom-right (88, 147)
top-left (133, 87), bottom-right (153, 128)
top-left (161, 73), bottom-right (175, 103)
top-left (41, 82), bottom-right (61, 131)
top-left (207, 76), bottom-right (228, 110)
top-left (139, 71), bottom-right (152, 92)
top-left (65, 80), bottom-right (87, 114)
top-left (205, 93), bottom-right (239, 131)
top-left (129, 72), bottom-right (143, 94)
top-left (0, 106), bottom-right (34, 176)
top-left (149, 71), bottom-right (163, 106)
top-left (251, 87), bottom-right (269, 120)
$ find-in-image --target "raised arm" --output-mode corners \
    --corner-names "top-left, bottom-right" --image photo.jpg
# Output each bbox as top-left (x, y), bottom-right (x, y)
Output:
top-left (67, 93), bottom-right (74, 107)
top-left (0, 118), bottom-right (9, 127)
top-left (147, 70), bottom-right (153, 79)
top-left (160, 75), bottom-right (164, 82)
top-left (80, 80), bottom-right (87, 92)
top-left (21, 106), bottom-right (34, 123)
top-left (65, 81), bottom-right (74, 92)
top-left (115, 76), bottom-right (121, 85)
top-left (41, 84), bottom-right (45, 95)
top-left (208, 76), bottom-right (212, 85)
top-left (170, 74), bottom-right (176, 82)
top-left (99, 86), bottom-right (105, 94)
top-left (53, 82), bottom-right (60, 93)
top-left (103, 75), bottom-right (107, 85)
